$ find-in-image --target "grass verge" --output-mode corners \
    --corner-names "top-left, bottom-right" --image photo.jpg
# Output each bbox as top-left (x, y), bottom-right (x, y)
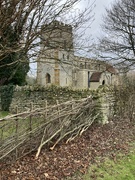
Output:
top-left (0, 111), bottom-right (9, 118)
top-left (83, 150), bottom-right (135, 180)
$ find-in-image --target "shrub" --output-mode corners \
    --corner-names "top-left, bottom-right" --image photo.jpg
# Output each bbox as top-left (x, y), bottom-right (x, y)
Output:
top-left (0, 84), bottom-right (15, 111)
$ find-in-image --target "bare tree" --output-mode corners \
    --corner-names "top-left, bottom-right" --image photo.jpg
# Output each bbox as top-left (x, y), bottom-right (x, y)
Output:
top-left (96, 0), bottom-right (135, 71)
top-left (0, 0), bottom-right (95, 83)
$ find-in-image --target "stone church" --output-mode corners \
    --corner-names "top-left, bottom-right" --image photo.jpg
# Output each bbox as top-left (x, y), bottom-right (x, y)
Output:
top-left (37, 21), bottom-right (118, 90)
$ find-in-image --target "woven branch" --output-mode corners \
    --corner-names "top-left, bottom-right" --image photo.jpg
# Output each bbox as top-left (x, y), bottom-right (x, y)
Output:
top-left (0, 96), bottom-right (98, 162)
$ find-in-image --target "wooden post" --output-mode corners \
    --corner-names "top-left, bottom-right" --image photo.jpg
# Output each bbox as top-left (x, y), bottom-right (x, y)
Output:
top-left (29, 102), bottom-right (33, 151)
top-left (45, 100), bottom-right (47, 120)
top-left (30, 102), bottom-right (33, 131)
top-left (56, 100), bottom-right (61, 123)
top-left (0, 128), bottom-right (3, 142)
top-left (56, 100), bottom-right (62, 138)
top-left (15, 105), bottom-right (18, 160)
top-left (16, 105), bottom-right (18, 114)
top-left (71, 98), bottom-right (74, 110)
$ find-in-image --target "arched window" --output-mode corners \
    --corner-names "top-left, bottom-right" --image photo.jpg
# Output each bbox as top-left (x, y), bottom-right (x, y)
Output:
top-left (80, 63), bottom-right (83, 69)
top-left (46, 73), bottom-right (51, 83)
top-left (102, 80), bottom-right (105, 85)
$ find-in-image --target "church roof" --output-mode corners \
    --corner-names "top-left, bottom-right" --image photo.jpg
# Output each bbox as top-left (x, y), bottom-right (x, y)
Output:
top-left (90, 72), bottom-right (102, 82)
top-left (106, 65), bottom-right (117, 74)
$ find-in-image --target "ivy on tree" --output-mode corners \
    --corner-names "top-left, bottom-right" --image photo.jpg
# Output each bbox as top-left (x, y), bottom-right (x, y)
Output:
top-left (0, 26), bottom-right (29, 86)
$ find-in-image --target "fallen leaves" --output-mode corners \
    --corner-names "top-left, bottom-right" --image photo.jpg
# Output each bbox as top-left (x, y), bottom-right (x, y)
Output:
top-left (0, 118), bottom-right (135, 179)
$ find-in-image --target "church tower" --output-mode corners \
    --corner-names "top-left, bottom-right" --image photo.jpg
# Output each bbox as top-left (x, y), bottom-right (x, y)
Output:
top-left (37, 21), bottom-right (74, 87)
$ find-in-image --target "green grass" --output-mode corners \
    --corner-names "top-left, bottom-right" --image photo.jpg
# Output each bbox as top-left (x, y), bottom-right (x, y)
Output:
top-left (0, 111), bottom-right (9, 118)
top-left (0, 112), bottom-right (47, 141)
top-left (83, 151), bottom-right (135, 180)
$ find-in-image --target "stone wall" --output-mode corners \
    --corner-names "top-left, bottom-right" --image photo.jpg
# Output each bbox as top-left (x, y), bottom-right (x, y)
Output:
top-left (0, 84), bottom-right (115, 124)
top-left (99, 88), bottom-right (115, 124)
top-left (8, 85), bottom-right (92, 113)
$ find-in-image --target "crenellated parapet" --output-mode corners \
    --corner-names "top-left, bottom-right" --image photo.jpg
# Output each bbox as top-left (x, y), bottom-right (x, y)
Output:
top-left (41, 20), bottom-right (73, 50)
top-left (43, 20), bottom-right (72, 32)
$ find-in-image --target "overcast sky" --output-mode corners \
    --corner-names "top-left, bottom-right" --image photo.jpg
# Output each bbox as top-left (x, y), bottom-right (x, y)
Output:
top-left (88, 0), bottom-right (115, 40)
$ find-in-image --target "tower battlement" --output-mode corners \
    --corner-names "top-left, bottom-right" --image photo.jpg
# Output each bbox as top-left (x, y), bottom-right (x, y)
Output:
top-left (45, 20), bottom-right (72, 32)
top-left (41, 20), bottom-right (73, 50)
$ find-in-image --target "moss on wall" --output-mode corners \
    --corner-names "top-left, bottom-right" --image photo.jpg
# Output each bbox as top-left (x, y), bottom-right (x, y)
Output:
top-left (7, 85), bottom-right (92, 113)
top-left (0, 84), bottom-right (115, 124)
